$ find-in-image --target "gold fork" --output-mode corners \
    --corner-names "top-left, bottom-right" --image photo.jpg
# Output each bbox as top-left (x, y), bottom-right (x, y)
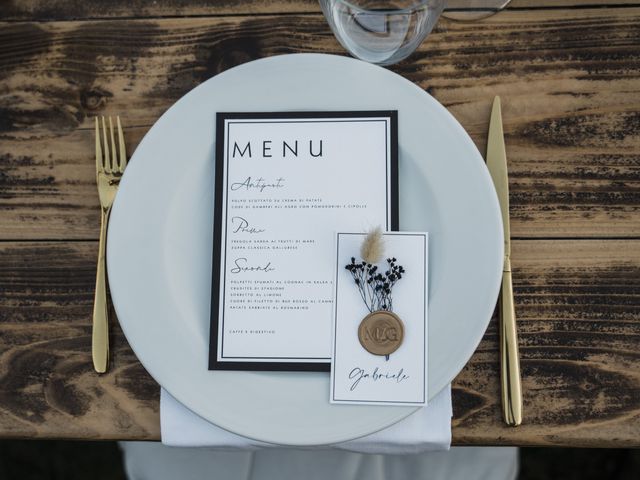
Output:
top-left (93, 116), bottom-right (127, 373)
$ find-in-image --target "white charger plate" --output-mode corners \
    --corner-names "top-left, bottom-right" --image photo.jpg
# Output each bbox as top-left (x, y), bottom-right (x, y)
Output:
top-left (107, 53), bottom-right (503, 446)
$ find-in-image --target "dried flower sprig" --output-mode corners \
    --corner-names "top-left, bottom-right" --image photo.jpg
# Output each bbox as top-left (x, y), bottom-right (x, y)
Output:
top-left (360, 226), bottom-right (384, 264)
top-left (345, 230), bottom-right (405, 313)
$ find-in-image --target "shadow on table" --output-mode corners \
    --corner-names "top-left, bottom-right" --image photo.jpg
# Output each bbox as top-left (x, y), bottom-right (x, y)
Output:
top-left (519, 448), bottom-right (640, 480)
top-left (0, 440), bottom-right (125, 480)
top-left (0, 441), bottom-right (638, 479)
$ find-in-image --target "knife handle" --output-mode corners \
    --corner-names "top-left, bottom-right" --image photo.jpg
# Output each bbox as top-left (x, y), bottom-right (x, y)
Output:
top-left (500, 260), bottom-right (522, 426)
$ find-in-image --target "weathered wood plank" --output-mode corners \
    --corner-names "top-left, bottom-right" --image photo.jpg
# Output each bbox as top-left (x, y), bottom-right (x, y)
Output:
top-left (0, 127), bottom-right (146, 240)
top-left (1, 122), bottom-right (638, 241)
top-left (0, 0), bottom-right (319, 20)
top-left (454, 240), bottom-right (640, 447)
top-left (1, 8), bottom-right (639, 239)
top-left (1, 0), bottom-right (639, 21)
top-left (0, 241), bottom-right (158, 440)
top-left (0, 239), bottom-right (638, 444)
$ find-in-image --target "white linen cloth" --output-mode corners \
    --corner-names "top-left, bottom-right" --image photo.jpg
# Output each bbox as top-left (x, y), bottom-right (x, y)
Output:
top-left (160, 385), bottom-right (452, 454)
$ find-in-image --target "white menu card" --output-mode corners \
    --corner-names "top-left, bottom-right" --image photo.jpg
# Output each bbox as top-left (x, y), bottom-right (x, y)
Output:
top-left (210, 112), bottom-right (398, 371)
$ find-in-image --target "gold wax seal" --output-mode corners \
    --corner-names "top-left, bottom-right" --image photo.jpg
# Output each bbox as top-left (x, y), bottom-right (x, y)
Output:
top-left (358, 311), bottom-right (404, 356)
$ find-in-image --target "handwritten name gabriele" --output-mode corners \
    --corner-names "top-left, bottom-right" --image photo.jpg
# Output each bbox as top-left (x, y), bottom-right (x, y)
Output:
top-left (232, 140), bottom-right (323, 159)
top-left (348, 367), bottom-right (409, 391)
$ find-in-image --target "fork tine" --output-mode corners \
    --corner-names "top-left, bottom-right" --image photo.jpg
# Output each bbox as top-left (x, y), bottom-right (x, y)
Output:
top-left (108, 116), bottom-right (117, 174)
top-left (116, 116), bottom-right (127, 173)
top-left (101, 116), bottom-right (110, 173)
top-left (95, 117), bottom-right (103, 174)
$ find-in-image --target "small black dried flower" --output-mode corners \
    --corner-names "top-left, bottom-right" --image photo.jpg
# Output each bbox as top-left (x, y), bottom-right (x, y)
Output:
top-left (345, 253), bottom-right (405, 313)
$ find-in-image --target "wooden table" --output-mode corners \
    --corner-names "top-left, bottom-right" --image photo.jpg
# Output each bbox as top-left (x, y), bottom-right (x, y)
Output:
top-left (1, 0), bottom-right (639, 447)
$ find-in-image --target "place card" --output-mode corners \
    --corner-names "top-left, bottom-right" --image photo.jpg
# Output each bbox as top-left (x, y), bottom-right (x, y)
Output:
top-left (331, 232), bottom-right (428, 406)
top-left (209, 111), bottom-right (398, 371)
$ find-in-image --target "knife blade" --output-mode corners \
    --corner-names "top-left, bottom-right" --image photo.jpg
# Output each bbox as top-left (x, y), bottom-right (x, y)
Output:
top-left (487, 96), bottom-right (523, 426)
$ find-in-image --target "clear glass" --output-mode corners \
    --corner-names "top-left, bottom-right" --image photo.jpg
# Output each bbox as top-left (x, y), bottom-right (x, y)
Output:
top-left (442, 0), bottom-right (511, 21)
top-left (320, 0), bottom-right (445, 66)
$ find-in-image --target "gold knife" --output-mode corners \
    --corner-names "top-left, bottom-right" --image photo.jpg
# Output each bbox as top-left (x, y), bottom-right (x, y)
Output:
top-left (487, 96), bottom-right (523, 426)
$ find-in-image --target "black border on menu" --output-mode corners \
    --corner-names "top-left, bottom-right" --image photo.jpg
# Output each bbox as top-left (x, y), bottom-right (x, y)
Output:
top-left (209, 111), bottom-right (399, 371)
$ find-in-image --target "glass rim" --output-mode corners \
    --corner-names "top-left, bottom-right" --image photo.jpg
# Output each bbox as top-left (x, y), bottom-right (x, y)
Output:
top-left (327, 0), bottom-right (440, 15)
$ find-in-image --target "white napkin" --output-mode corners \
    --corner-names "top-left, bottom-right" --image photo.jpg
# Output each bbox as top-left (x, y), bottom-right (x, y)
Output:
top-left (161, 385), bottom-right (452, 454)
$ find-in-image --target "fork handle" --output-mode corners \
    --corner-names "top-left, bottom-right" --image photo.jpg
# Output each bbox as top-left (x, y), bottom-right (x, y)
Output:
top-left (92, 208), bottom-right (111, 373)
top-left (500, 260), bottom-right (522, 426)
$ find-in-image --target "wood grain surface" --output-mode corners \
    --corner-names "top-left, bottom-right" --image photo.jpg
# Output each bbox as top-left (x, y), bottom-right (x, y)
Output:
top-left (2, 0), bottom-right (639, 21)
top-left (0, 240), bottom-right (638, 444)
top-left (1, 0), bottom-right (639, 445)
top-left (1, 8), bottom-right (639, 239)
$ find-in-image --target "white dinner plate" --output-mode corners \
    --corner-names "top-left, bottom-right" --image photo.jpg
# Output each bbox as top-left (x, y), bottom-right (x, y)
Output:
top-left (107, 54), bottom-right (503, 446)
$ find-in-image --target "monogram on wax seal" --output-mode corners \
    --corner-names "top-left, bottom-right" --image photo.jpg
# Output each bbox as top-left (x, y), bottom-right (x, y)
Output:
top-left (358, 310), bottom-right (404, 356)
top-left (344, 227), bottom-right (407, 359)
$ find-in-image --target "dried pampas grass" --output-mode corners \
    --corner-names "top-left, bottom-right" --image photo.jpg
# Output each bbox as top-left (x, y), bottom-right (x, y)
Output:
top-left (360, 227), bottom-right (384, 265)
